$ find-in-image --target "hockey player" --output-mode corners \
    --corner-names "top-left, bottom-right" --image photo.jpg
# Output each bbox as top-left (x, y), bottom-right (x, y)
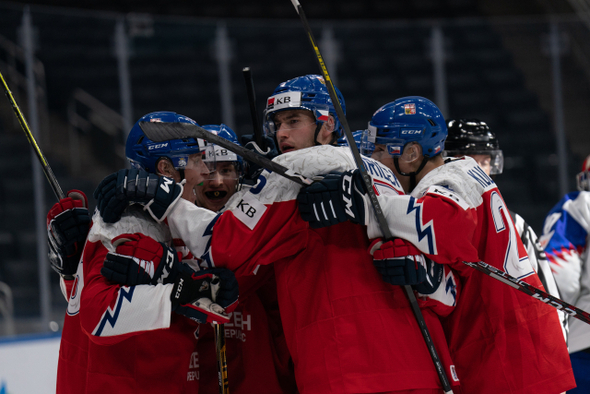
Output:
top-left (540, 154), bottom-right (590, 393)
top-left (297, 97), bottom-right (575, 394)
top-left (443, 118), bottom-right (568, 339)
top-left (94, 75), bottom-right (462, 393)
top-left (48, 111), bottom-right (239, 394)
top-left (192, 124), bottom-right (297, 393)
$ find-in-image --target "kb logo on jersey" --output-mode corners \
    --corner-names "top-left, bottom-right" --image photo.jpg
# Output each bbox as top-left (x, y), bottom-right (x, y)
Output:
top-left (237, 199), bottom-right (257, 218)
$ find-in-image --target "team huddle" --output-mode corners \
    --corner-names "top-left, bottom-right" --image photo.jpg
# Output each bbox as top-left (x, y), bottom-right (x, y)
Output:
top-left (47, 74), bottom-right (579, 393)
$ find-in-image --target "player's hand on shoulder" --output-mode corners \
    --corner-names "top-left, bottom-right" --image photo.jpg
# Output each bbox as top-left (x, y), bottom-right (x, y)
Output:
top-left (297, 169), bottom-right (370, 228)
top-left (170, 266), bottom-right (239, 324)
top-left (369, 238), bottom-right (443, 294)
top-left (241, 134), bottom-right (279, 184)
top-left (93, 168), bottom-right (183, 224)
top-left (47, 189), bottom-right (90, 278)
top-left (102, 233), bottom-right (182, 285)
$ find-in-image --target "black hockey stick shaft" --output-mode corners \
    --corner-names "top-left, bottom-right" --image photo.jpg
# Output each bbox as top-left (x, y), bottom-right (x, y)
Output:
top-left (138, 121), bottom-right (313, 186)
top-left (288, 1), bottom-right (453, 392)
top-left (242, 67), bottom-right (264, 150)
top-left (464, 261), bottom-right (590, 325)
top-left (0, 70), bottom-right (64, 200)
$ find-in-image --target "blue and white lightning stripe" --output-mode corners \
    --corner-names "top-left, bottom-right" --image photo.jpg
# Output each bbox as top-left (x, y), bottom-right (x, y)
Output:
top-left (407, 197), bottom-right (437, 255)
top-left (93, 286), bottom-right (136, 336)
top-left (92, 284), bottom-right (172, 337)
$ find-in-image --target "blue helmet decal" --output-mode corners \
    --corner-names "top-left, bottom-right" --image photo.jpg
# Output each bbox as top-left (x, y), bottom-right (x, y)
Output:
top-left (263, 74), bottom-right (346, 138)
top-left (368, 96), bottom-right (447, 158)
top-left (126, 111), bottom-right (207, 173)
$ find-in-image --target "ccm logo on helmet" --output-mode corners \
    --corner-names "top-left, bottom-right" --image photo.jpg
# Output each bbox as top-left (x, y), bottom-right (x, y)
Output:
top-left (401, 129), bottom-right (422, 135)
top-left (148, 143), bottom-right (169, 150)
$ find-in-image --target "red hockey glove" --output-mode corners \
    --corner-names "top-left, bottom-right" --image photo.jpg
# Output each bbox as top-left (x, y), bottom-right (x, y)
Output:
top-left (47, 190), bottom-right (90, 278)
top-left (102, 233), bottom-right (182, 286)
top-left (370, 238), bottom-right (443, 294)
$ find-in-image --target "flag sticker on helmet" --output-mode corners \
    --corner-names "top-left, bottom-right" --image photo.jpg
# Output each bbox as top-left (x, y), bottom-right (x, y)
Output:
top-left (404, 103), bottom-right (416, 115)
top-left (387, 145), bottom-right (402, 155)
top-left (265, 92), bottom-right (302, 111)
top-left (316, 110), bottom-right (329, 122)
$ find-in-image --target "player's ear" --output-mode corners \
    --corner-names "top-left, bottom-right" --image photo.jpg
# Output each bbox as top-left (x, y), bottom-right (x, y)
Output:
top-left (318, 116), bottom-right (336, 144)
top-left (400, 142), bottom-right (422, 163)
top-left (156, 158), bottom-right (178, 179)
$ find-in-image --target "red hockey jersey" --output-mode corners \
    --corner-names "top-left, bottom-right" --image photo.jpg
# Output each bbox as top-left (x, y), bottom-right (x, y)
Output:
top-left (167, 145), bottom-right (462, 394)
top-left (366, 156), bottom-right (575, 394)
top-left (58, 207), bottom-right (201, 394)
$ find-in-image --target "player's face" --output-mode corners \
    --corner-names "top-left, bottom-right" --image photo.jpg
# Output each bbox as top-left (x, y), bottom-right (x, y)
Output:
top-left (195, 162), bottom-right (238, 212)
top-left (182, 152), bottom-right (210, 204)
top-left (274, 110), bottom-right (332, 153)
top-left (468, 154), bottom-right (492, 176)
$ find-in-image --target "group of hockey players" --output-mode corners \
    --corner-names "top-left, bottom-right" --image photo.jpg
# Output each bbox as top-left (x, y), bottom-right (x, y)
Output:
top-left (44, 72), bottom-right (586, 393)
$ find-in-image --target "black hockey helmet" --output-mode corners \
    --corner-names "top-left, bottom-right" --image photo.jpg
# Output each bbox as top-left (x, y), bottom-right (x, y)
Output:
top-left (444, 119), bottom-right (503, 175)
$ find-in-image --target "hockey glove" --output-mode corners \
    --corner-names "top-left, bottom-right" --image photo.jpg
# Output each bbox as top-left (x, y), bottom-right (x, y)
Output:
top-left (241, 134), bottom-right (279, 184)
top-left (297, 170), bottom-right (370, 228)
top-left (94, 168), bottom-right (183, 223)
top-left (102, 233), bottom-right (182, 286)
top-left (370, 238), bottom-right (443, 294)
top-left (171, 267), bottom-right (239, 324)
top-left (47, 190), bottom-right (90, 278)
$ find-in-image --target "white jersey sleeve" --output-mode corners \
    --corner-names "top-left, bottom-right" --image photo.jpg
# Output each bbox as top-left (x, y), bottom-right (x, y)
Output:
top-left (540, 191), bottom-right (590, 352)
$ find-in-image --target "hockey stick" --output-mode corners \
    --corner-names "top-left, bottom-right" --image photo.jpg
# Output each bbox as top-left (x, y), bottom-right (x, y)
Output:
top-left (0, 69), bottom-right (64, 200)
top-left (242, 67), bottom-right (265, 150)
top-left (138, 121), bottom-right (313, 186)
top-left (210, 277), bottom-right (230, 394)
top-left (214, 323), bottom-right (229, 393)
top-left (464, 260), bottom-right (590, 324)
top-left (288, 1), bottom-right (454, 392)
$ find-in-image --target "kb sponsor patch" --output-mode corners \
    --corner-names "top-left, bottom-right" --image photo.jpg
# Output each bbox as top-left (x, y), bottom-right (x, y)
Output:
top-left (233, 193), bottom-right (267, 230)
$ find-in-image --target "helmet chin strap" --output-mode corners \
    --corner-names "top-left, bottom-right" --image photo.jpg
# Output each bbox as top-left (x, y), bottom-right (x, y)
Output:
top-left (393, 156), bottom-right (429, 192)
top-left (313, 122), bottom-right (323, 146)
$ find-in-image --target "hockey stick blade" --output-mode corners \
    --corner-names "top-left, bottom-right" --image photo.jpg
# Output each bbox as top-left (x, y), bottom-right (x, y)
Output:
top-left (138, 121), bottom-right (313, 186)
top-left (464, 261), bottom-right (590, 325)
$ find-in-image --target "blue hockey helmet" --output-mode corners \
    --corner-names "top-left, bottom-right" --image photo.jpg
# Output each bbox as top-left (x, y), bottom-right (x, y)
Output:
top-left (337, 130), bottom-right (364, 150)
top-left (366, 96), bottom-right (447, 159)
top-left (126, 111), bottom-right (208, 173)
top-left (201, 124), bottom-right (243, 179)
top-left (263, 74), bottom-right (346, 139)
